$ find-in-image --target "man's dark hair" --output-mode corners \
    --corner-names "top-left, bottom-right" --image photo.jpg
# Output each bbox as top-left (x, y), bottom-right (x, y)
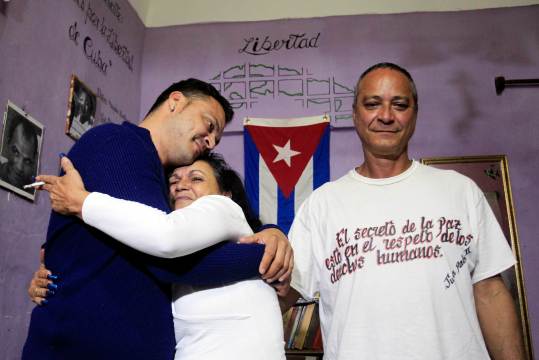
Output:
top-left (147, 78), bottom-right (234, 125)
top-left (353, 62), bottom-right (418, 112)
top-left (197, 152), bottom-right (262, 231)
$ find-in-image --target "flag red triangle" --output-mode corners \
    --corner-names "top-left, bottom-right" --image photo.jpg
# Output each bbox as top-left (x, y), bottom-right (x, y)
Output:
top-left (246, 122), bottom-right (328, 198)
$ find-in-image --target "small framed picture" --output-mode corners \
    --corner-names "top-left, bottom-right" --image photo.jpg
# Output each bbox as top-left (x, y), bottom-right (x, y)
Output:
top-left (0, 101), bottom-right (44, 201)
top-left (421, 155), bottom-right (533, 359)
top-left (65, 75), bottom-right (96, 140)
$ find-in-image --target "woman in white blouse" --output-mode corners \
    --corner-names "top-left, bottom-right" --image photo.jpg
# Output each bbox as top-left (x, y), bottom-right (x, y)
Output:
top-left (30, 153), bottom-right (286, 360)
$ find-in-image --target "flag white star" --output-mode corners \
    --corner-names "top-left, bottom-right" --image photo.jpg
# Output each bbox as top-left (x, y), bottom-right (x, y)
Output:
top-left (272, 139), bottom-right (301, 167)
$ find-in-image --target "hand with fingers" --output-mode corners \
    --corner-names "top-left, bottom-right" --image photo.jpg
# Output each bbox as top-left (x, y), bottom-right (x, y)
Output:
top-left (28, 249), bottom-right (58, 306)
top-left (239, 227), bottom-right (294, 284)
top-left (36, 156), bottom-right (89, 218)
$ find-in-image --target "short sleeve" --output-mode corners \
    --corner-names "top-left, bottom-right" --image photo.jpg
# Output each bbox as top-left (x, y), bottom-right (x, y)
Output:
top-left (471, 186), bottom-right (516, 283)
top-left (288, 196), bottom-right (320, 299)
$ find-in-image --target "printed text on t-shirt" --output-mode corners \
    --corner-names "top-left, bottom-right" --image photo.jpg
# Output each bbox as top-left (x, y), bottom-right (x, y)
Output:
top-left (324, 216), bottom-right (473, 284)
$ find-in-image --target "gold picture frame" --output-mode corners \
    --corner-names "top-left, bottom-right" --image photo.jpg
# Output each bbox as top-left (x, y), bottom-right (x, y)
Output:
top-left (420, 155), bottom-right (533, 359)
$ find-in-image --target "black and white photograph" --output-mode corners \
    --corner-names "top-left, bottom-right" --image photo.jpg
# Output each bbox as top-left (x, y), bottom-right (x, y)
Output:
top-left (0, 101), bottom-right (44, 201)
top-left (65, 75), bottom-right (96, 140)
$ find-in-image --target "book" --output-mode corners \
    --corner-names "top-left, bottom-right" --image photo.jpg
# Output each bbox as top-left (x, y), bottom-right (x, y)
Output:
top-left (311, 326), bottom-right (322, 350)
top-left (293, 302), bottom-right (316, 349)
top-left (303, 302), bottom-right (320, 349)
top-left (283, 305), bottom-right (297, 345)
top-left (288, 305), bottom-right (306, 349)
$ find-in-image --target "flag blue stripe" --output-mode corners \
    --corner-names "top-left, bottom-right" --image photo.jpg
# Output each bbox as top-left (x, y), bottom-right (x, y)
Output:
top-left (277, 187), bottom-right (295, 234)
top-left (313, 126), bottom-right (330, 188)
top-left (244, 130), bottom-right (260, 218)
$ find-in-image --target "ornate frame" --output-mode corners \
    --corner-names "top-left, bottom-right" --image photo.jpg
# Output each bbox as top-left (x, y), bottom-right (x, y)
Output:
top-left (420, 155), bottom-right (533, 359)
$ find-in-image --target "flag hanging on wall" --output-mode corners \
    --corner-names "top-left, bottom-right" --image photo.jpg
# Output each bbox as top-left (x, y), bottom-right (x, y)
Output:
top-left (244, 115), bottom-right (330, 233)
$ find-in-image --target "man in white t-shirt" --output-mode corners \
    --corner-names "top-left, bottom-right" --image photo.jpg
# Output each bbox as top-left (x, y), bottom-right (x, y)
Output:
top-left (281, 63), bottom-right (523, 360)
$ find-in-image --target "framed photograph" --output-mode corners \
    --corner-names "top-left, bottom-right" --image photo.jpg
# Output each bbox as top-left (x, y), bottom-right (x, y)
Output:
top-left (0, 101), bottom-right (44, 201)
top-left (420, 155), bottom-right (533, 359)
top-left (65, 75), bottom-right (96, 140)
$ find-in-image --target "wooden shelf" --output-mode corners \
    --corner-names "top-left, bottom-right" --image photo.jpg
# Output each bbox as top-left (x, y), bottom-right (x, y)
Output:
top-left (286, 348), bottom-right (323, 359)
top-left (286, 349), bottom-right (323, 356)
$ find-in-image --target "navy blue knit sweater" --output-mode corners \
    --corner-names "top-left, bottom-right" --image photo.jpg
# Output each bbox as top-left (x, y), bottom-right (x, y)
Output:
top-left (22, 122), bottom-right (265, 359)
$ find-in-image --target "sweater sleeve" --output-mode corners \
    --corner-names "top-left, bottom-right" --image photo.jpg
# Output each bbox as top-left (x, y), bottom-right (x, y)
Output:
top-left (147, 241), bottom-right (265, 286)
top-left (82, 193), bottom-right (254, 258)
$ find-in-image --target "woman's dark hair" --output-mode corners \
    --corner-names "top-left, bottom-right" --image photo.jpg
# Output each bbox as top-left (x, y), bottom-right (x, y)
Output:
top-left (197, 152), bottom-right (262, 232)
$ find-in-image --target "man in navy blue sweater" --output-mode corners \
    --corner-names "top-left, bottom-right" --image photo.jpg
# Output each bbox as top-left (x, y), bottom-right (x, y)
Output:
top-left (22, 79), bottom-right (292, 359)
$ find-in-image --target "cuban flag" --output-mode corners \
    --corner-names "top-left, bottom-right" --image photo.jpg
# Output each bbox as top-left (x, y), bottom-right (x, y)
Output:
top-left (244, 115), bottom-right (330, 233)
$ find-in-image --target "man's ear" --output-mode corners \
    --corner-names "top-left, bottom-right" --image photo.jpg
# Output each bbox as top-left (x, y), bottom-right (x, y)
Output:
top-left (168, 91), bottom-right (189, 113)
top-left (352, 108), bottom-right (359, 125)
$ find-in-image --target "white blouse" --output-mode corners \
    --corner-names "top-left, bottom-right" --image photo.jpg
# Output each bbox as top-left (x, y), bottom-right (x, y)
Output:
top-left (81, 192), bottom-right (285, 359)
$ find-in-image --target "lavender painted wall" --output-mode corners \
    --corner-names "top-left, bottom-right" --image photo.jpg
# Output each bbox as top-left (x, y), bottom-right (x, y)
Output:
top-left (0, 2), bottom-right (537, 358)
top-left (141, 5), bottom-right (539, 355)
top-left (0, 0), bottom-right (144, 358)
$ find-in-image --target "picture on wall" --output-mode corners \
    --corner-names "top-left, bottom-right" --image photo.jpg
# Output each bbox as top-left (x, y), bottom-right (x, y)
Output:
top-left (0, 101), bottom-right (44, 201)
top-left (420, 155), bottom-right (534, 360)
top-left (65, 75), bottom-right (96, 140)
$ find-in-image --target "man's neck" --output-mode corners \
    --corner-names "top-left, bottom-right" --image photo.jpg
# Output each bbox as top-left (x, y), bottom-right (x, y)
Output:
top-left (139, 117), bottom-right (167, 166)
top-left (356, 151), bottom-right (412, 179)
